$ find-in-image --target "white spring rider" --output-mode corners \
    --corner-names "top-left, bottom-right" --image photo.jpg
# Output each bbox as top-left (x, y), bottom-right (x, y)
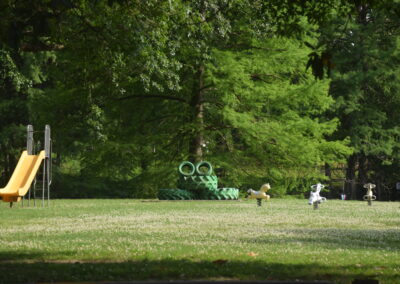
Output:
top-left (308, 183), bottom-right (327, 209)
top-left (363, 183), bottom-right (376, 206)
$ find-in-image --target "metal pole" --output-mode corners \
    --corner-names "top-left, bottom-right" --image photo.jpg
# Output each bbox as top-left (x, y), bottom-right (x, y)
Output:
top-left (27, 125), bottom-right (34, 155)
top-left (27, 125), bottom-right (34, 207)
top-left (44, 125), bottom-right (51, 206)
top-left (33, 179), bottom-right (36, 207)
top-left (44, 125), bottom-right (51, 159)
top-left (42, 156), bottom-right (45, 207)
top-left (28, 182), bottom-right (31, 206)
top-left (46, 140), bottom-right (51, 206)
top-left (47, 181), bottom-right (50, 206)
top-left (47, 154), bottom-right (50, 206)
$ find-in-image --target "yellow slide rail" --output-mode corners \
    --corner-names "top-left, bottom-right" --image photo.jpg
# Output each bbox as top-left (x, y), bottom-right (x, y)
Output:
top-left (0, 151), bottom-right (45, 205)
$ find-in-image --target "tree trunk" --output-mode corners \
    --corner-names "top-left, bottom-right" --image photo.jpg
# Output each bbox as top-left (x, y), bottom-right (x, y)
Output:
top-left (6, 153), bottom-right (11, 180)
top-left (347, 4), bottom-right (369, 200)
top-left (358, 5), bottom-right (370, 200)
top-left (324, 163), bottom-right (331, 179)
top-left (1, 152), bottom-right (7, 185)
top-left (358, 155), bottom-right (368, 184)
top-left (54, 150), bottom-right (61, 167)
top-left (189, 65), bottom-right (205, 163)
top-left (345, 154), bottom-right (358, 200)
top-left (324, 163), bottom-right (331, 196)
top-left (1, 153), bottom-right (14, 186)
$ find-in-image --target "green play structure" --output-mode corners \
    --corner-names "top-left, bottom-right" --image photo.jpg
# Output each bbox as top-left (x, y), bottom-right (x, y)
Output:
top-left (158, 161), bottom-right (239, 200)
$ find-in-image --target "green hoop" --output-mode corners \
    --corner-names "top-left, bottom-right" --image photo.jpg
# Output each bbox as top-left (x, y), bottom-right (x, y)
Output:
top-left (178, 161), bottom-right (195, 176)
top-left (195, 161), bottom-right (213, 176)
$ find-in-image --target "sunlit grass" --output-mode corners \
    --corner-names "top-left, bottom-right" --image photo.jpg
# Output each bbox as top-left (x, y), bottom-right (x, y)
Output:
top-left (0, 199), bottom-right (399, 283)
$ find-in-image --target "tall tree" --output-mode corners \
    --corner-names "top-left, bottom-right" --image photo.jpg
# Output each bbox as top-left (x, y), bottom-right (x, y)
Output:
top-left (0, 49), bottom-right (29, 183)
top-left (0, 0), bottom-right (69, 183)
top-left (314, 2), bottom-right (400, 199)
top-left (28, 0), bottom-right (352, 195)
top-left (204, 37), bottom-right (351, 194)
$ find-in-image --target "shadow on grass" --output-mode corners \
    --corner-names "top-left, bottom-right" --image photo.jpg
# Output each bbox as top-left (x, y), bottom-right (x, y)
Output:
top-left (0, 253), bottom-right (396, 284)
top-left (241, 228), bottom-right (400, 251)
top-left (0, 250), bottom-right (78, 262)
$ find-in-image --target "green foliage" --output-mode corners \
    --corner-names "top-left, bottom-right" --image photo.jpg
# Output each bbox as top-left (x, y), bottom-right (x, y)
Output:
top-left (26, 1), bottom-right (352, 197)
top-left (316, 3), bottom-right (400, 193)
top-left (0, 49), bottom-right (31, 184)
top-left (0, 50), bottom-right (31, 91)
top-left (203, 37), bottom-right (351, 195)
top-left (4, 0), bottom-right (399, 199)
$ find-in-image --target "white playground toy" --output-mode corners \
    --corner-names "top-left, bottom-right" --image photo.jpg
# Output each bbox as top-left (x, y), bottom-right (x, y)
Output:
top-left (308, 183), bottom-right (327, 209)
top-left (363, 183), bottom-right (376, 206)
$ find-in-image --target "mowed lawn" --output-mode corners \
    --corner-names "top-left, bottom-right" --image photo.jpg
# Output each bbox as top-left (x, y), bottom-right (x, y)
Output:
top-left (0, 199), bottom-right (399, 283)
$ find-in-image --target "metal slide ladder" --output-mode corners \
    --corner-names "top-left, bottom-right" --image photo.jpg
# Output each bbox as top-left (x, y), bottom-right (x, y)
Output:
top-left (22, 125), bottom-right (52, 207)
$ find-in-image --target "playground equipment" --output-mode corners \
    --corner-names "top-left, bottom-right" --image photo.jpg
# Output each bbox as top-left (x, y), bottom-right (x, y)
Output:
top-left (363, 183), bottom-right (376, 206)
top-left (177, 161), bottom-right (218, 192)
top-left (247, 183), bottom-right (271, 206)
top-left (308, 183), bottom-right (326, 209)
top-left (158, 161), bottom-right (239, 200)
top-left (158, 188), bottom-right (195, 200)
top-left (0, 125), bottom-right (52, 207)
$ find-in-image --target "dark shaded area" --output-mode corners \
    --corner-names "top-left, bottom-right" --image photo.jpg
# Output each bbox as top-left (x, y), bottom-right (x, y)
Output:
top-left (0, 252), bottom-right (396, 284)
top-left (241, 228), bottom-right (400, 251)
top-left (51, 172), bottom-right (134, 198)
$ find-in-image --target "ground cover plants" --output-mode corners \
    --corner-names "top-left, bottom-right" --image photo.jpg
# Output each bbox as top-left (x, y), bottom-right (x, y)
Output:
top-left (0, 199), bottom-right (399, 283)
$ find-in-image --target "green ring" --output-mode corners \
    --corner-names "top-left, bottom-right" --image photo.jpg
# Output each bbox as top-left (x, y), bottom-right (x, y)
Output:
top-left (178, 161), bottom-right (195, 176)
top-left (195, 161), bottom-right (213, 176)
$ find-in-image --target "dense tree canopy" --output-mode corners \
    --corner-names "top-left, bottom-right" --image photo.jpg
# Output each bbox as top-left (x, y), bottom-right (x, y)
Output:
top-left (314, 2), bottom-right (400, 199)
top-left (1, 0), bottom-right (399, 198)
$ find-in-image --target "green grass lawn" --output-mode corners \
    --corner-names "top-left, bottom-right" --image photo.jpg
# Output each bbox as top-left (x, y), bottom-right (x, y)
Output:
top-left (0, 198), bottom-right (399, 283)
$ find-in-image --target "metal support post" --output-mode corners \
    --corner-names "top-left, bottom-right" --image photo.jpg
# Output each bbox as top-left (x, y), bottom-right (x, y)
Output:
top-left (44, 125), bottom-right (51, 206)
top-left (27, 125), bottom-right (34, 206)
top-left (27, 125), bottom-right (34, 155)
top-left (44, 125), bottom-right (51, 159)
top-left (42, 159), bottom-right (45, 207)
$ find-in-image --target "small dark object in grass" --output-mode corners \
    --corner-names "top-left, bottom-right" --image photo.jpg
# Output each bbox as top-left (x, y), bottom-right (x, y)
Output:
top-left (212, 259), bottom-right (228, 265)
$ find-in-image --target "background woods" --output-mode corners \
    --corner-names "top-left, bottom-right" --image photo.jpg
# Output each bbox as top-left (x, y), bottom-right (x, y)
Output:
top-left (1, 0), bottom-right (399, 199)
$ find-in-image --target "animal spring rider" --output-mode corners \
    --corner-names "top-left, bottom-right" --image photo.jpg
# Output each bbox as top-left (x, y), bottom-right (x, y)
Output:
top-left (308, 183), bottom-right (326, 209)
top-left (363, 183), bottom-right (376, 206)
top-left (247, 183), bottom-right (271, 206)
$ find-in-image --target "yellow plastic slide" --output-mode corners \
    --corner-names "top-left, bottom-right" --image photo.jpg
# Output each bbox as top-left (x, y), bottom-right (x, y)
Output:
top-left (0, 150), bottom-right (45, 203)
